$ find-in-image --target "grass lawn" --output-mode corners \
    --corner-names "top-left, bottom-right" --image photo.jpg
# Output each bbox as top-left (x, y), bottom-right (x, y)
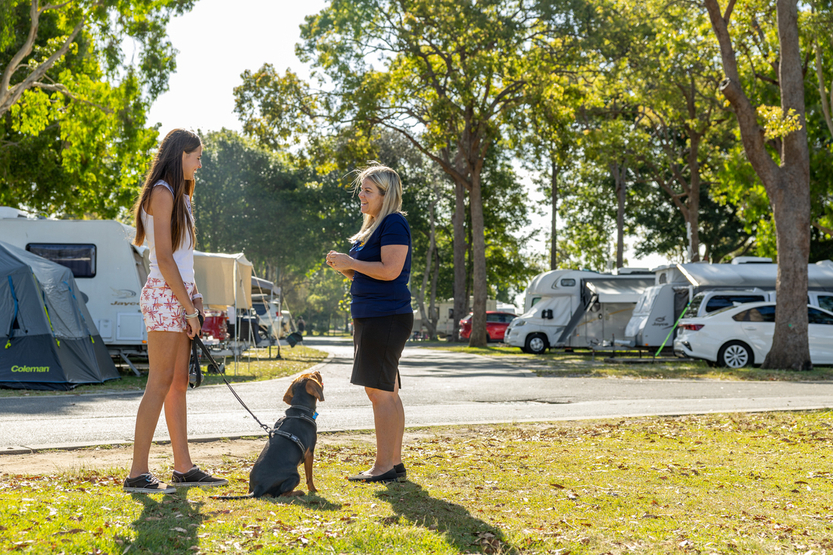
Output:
top-left (419, 342), bottom-right (833, 381)
top-left (1, 411), bottom-right (832, 554)
top-left (0, 345), bottom-right (328, 398)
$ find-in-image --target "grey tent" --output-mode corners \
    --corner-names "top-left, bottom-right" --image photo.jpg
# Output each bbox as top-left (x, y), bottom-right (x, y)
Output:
top-left (0, 241), bottom-right (119, 390)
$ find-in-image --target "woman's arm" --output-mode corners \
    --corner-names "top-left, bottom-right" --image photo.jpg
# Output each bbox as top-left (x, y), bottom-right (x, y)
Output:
top-left (326, 244), bottom-right (408, 281)
top-left (148, 187), bottom-right (201, 338)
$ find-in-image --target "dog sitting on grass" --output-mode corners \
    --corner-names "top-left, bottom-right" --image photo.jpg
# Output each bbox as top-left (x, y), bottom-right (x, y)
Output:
top-left (215, 371), bottom-right (324, 499)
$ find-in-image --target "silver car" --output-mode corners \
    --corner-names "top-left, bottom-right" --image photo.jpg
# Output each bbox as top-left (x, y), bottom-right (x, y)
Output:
top-left (674, 302), bottom-right (833, 368)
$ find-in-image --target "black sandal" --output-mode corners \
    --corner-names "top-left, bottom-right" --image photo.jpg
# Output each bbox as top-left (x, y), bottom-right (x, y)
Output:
top-left (347, 468), bottom-right (398, 483)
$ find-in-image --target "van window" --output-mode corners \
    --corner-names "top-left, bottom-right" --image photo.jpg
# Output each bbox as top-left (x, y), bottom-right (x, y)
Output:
top-left (705, 295), bottom-right (765, 313)
top-left (808, 307), bottom-right (833, 325)
top-left (559, 278), bottom-right (576, 287)
top-left (733, 305), bottom-right (776, 322)
top-left (817, 295), bottom-right (833, 313)
top-left (486, 313), bottom-right (501, 323)
top-left (27, 243), bottom-right (96, 278)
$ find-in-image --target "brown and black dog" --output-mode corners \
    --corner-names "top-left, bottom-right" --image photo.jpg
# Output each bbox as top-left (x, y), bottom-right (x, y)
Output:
top-left (215, 371), bottom-right (324, 499)
top-left (250, 371), bottom-right (324, 497)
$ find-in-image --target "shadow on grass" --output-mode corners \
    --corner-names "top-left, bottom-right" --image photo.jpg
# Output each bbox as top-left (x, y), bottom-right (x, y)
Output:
top-left (376, 481), bottom-right (515, 554)
top-left (126, 492), bottom-right (206, 553)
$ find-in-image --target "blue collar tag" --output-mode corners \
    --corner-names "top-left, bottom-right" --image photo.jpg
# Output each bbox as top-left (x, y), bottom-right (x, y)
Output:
top-left (313, 411), bottom-right (318, 420)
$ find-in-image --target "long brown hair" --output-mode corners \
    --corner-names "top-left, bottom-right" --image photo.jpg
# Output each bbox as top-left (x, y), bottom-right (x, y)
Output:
top-left (132, 129), bottom-right (201, 250)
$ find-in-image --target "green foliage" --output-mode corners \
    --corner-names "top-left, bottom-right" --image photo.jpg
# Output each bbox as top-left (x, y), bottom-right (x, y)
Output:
top-left (0, 0), bottom-right (193, 218)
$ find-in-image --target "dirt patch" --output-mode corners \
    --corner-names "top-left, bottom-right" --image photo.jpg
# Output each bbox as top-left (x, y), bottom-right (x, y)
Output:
top-left (0, 431), bottom-right (441, 476)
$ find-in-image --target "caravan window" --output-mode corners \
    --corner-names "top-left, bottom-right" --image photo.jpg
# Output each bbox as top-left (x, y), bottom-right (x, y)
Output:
top-left (559, 278), bottom-right (576, 287)
top-left (26, 243), bottom-right (96, 278)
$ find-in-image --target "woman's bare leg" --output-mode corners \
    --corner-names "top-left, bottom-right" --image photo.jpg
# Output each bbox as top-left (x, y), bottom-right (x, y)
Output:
top-left (129, 331), bottom-right (186, 478)
top-left (365, 380), bottom-right (404, 475)
top-left (163, 332), bottom-right (194, 473)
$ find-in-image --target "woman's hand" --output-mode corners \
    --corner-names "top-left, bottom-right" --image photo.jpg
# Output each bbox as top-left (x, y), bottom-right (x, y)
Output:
top-left (186, 312), bottom-right (202, 339)
top-left (326, 251), bottom-right (352, 272)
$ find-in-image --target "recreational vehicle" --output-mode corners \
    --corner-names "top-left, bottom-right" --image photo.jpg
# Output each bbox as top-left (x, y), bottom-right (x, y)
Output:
top-left (504, 268), bottom-right (655, 354)
top-left (620, 259), bottom-right (833, 350)
top-left (0, 211), bottom-right (149, 362)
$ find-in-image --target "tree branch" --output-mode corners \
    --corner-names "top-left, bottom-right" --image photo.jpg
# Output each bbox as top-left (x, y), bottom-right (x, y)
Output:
top-left (0, 5), bottom-right (89, 116)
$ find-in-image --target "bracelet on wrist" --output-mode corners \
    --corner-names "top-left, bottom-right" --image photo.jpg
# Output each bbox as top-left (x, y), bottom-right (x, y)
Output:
top-left (185, 311), bottom-right (200, 320)
top-left (192, 293), bottom-right (203, 301)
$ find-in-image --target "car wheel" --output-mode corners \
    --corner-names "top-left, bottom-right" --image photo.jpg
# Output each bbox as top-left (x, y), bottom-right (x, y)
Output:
top-left (525, 333), bottom-right (549, 355)
top-left (717, 341), bottom-right (753, 368)
top-left (486, 333), bottom-right (492, 343)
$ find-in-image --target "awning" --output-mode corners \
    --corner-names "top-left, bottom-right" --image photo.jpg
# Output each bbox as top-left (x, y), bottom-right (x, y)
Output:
top-left (585, 277), bottom-right (654, 303)
top-left (676, 262), bottom-right (833, 289)
top-left (193, 251), bottom-right (253, 309)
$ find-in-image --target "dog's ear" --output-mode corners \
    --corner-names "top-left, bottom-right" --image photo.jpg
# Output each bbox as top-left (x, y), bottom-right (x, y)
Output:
top-left (283, 382), bottom-right (296, 405)
top-left (312, 371), bottom-right (323, 386)
top-left (305, 378), bottom-right (324, 402)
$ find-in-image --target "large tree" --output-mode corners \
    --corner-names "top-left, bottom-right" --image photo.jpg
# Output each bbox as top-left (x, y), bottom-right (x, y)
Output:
top-left (236, 0), bottom-right (595, 346)
top-left (704, 0), bottom-right (812, 369)
top-left (0, 0), bottom-right (193, 217)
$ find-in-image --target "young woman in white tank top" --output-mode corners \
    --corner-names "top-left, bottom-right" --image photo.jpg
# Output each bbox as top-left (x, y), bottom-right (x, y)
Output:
top-left (123, 129), bottom-right (227, 494)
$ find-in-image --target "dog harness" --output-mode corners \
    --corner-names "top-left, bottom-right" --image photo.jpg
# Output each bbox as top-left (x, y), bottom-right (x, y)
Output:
top-left (270, 405), bottom-right (318, 454)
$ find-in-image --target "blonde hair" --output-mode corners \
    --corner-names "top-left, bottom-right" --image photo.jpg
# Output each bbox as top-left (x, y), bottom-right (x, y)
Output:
top-left (348, 163), bottom-right (405, 244)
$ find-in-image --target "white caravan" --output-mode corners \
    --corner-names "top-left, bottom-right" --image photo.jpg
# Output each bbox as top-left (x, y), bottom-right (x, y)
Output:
top-left (504, 269), bottom-right (655, 354)
top-left (0, 209), bottom-right (258, 362)
top-left (0, 211), bottom-right (149, 361)
top-left (620, 259), bottom-right (833, 350)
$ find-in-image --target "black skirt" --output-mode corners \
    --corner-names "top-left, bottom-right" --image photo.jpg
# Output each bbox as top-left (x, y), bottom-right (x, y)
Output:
top-left (351, 312), bottom-right (414, 392)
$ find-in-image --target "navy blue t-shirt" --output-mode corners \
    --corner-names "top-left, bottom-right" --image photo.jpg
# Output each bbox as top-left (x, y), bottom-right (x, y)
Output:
top-left (349, 213), bottom-right (412, 318)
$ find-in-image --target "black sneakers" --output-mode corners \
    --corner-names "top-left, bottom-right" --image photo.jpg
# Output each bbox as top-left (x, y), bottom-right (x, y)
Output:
top-left (170, 465), bottom-right (228, 488)
top-left (123, 473), bottom-right (176, 494)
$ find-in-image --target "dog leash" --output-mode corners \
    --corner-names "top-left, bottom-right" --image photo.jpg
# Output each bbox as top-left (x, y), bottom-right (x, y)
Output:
top-left (191, 333), bottom-right (276, 436)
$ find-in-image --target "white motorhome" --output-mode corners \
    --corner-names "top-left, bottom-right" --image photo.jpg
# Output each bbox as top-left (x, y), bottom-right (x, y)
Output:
top-left (504, 268), bottom-right (655, 354)
top-left (621, 258), bottom-right (833, 349)
top-left (0, 210), bottom-right (149, 361)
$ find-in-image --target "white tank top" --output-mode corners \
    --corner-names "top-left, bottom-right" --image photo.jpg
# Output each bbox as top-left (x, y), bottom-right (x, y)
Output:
top-left (140, 181), bottom-right (195, 283)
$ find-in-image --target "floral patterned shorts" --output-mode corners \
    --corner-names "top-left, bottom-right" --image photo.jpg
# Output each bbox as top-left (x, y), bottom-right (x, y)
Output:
top-left (140, 277), bottom-right (196, 333)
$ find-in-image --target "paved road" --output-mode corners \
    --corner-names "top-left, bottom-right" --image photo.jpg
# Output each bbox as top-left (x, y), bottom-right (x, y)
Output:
top-left (2, 336), bottom-right (833, 453)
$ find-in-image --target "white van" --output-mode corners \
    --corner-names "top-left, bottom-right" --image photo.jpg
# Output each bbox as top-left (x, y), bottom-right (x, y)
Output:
top-left (504, 269), bottom-right (655, 354)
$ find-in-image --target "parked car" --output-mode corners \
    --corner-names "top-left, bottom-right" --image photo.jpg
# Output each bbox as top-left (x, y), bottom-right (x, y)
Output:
top-left (674, 302), bottom-right (833, 368)
top-left (459, 311), bottom-right (517, 342)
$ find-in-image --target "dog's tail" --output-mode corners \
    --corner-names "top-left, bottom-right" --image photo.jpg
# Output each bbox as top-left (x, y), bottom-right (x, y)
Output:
top-left (210, 493), bottom-right (256, 500)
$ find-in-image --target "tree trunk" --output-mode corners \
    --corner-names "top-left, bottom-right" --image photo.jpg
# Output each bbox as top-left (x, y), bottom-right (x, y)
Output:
top-left (429, 246), bottom-right (439, 340)
top-left (687, 134), bottom-right (702, 262)
top-left (415, 186), bottom-right (439, 340)
top-left (468, 170), bottom-right (488, 347)
top-left (610, 162), bottom-right (626, 268)
top-left (452, 178), bottom-right (467, 342)
top-left (705, 0), bottom-right (811, 370)
top-left (551, 160), bottom-right (559, 271)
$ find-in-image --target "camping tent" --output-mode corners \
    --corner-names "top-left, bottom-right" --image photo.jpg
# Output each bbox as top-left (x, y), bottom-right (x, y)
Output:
top-left (0, 241), bottom-right (120, 390)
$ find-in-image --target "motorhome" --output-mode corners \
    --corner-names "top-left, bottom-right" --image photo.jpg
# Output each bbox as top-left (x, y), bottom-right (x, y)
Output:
top-left (0, 210), bottom-right (149, 362)
top-left (620, 258), bottom-right (833, 350)
top-left (504, 268), bottom-right (655, 354)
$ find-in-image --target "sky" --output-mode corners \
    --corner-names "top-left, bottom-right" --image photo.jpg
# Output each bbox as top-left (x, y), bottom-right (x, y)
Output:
top-left (147, 0), bottom-right (670, 284)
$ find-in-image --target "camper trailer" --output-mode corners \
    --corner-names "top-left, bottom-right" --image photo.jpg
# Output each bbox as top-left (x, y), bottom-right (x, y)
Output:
top-left (619, 259), bottom-right (833, 350)
top-left (0, 212), bottom-right (150, 362)
top-left (504, 268), bottom-right (655, 354)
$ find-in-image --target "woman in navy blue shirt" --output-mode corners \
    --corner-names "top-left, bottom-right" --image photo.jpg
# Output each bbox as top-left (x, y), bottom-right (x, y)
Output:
top-left (326, 164), bottom-right (412, 483)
